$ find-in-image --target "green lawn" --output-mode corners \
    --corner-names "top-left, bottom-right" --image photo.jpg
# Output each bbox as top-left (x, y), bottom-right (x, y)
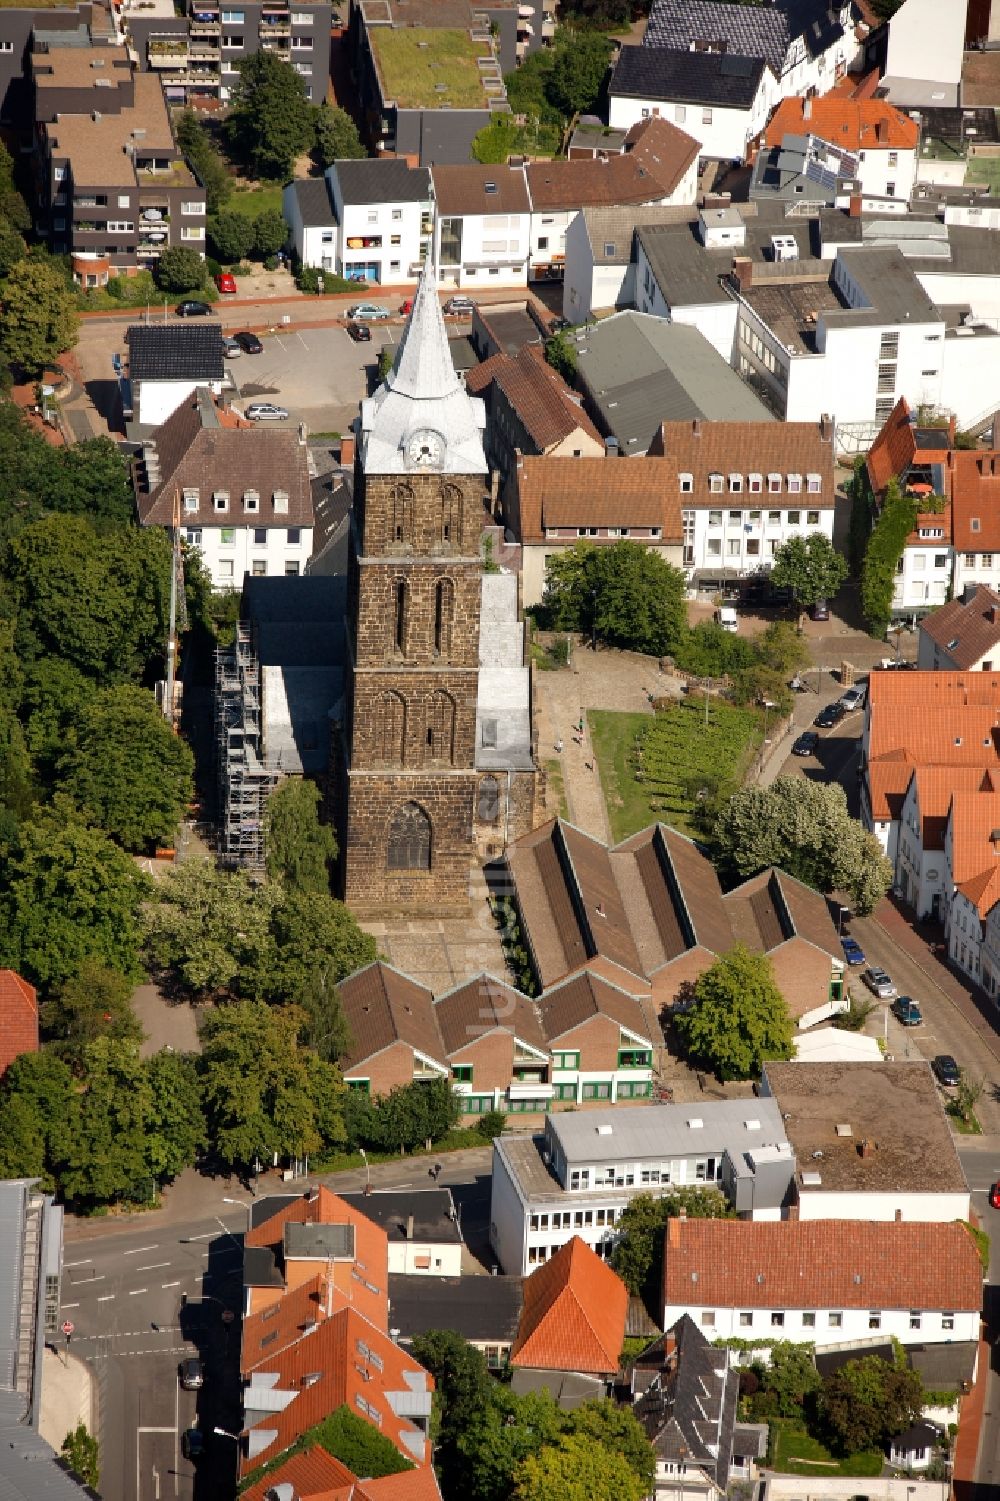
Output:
top-left (371, 27), bottom-right (493, 109)
top-left (771, 1420), bottom-right (883, 1478)
top-left (544, 758), bottom-right (569, 820)
top-left (589, 699), bottom-right (762, 843)
top-left (229, 185), bottom-right (285, 218)
top-left (966, 157), bottom-right (1000, 193)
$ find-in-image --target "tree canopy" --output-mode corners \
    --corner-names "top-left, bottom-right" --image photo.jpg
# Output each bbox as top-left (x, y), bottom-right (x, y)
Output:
top-left (154, 246), bottom-right (208, 293)
top-left (860, 478), bottom-right (919, 634)
top-left (175, 112), bottom-right (232, 214)
top-left (0, 407), bottom-right (135, 539)
top-left (208, 210), bottom-right (256, 265)
top-left (265, 778), bottom-right (337, 892)
top-left (674, 946), bottom-right (795, 1081)
top-left (769, 532), bottom-right (847, 609)
top-left (542, 540), bottom-right (686, 657)
top-left (711, 776), bottom-right (893, 915)
top-left (514, 1432), bottom-right (647, 1501)
top-left (610, 1187), bottom-right (732, 1299)
top-left (40, 960), bottom-right (143, 1068)
top-left (56, 685), bottom-right (194, 851)
top-left (820, 1356), bottom-right (923, 1455)
top-left (0, 258), bottom-right (78, 375)
top-left (314, 104), bottom-right (366, 164)
top-left (342, 1076), bottom-right (459, 1154)
top-left (228, 51), bottom-right (314, 180)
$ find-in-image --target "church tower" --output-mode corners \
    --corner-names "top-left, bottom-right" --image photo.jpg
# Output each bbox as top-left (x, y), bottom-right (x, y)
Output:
top-left (339, 262), bottom-right (489, 913)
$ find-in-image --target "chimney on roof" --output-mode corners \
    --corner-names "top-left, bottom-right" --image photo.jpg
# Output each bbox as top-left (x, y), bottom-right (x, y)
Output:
top-left (848, 193), bottom-right (864, 218)
top-left (820, 414), bottom-right (834, 444)
top-left (858, 1137), bottom-right (877, 1158)
top-left (515, 447), bottom-right (524, 472)
top-left (876, 118), bottom-right (888, 144)
top-left (732, 256), bottom-right (753, 292)
top-left (297, 421), bottom-right (308, 446)
top-left (692, 418), bottom-right (702, 438)
top-left (991, 413), bottom-right (1000, 452)
top-left (803, 98), bottom-right (813, 121)
top-left (406, 1214), bottom-right (414, 1240)
top-left (339, 432), bottom-right (355, 467)
top-left (895, 1208), bottom-right (902, 1222)
top-left (990, 827), bottom-right (1000, 852)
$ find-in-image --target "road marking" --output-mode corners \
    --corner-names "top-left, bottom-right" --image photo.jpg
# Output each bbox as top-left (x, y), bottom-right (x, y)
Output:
top-left (78, 1275), bottom-right (106, 1284)
top-left (185, 1233), bottom-right (216, 1241)
top-left (98, 1294), bottom-right (115, 1302)
top-left (162, 1281), bottom-right (181, 1289)
top-left (128, 1287), bottom-right (148, 1296)
top-left (124, 1245), bottom-right (158, 1256)
top-left (62, 1302), bottom-right (80, 1310)
top-left (137, 1262), bottom-right (171, 1272)
top-left (64, 1259), bottom-right (93, 1269)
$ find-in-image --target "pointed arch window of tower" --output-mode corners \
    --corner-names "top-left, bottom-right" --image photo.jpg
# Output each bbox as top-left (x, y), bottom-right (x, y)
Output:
top-left (389, 483), bottom-right (413, 550)
top-left (440, 483), bottom-right (462, 549)
top-left (434, 578), bottom-right (454, 659)
top-left (375, 689), bottom-right (406, 765)
top-left (387, 802), bottom-right (431, 871)
top-left (393, 578), bottom-right (408, 656)
top-left (427, 689), bottom-right (456, 765)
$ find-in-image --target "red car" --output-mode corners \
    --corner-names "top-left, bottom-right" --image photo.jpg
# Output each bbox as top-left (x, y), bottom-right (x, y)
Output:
top-left (215, 271), bottom-right (237, 294)
top-left (399, 298), bottom-right (413, 314)
top-left (990, 1181), bottom-right (1000, 1210)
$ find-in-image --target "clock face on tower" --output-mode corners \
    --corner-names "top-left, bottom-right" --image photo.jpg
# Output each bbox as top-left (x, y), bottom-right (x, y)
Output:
top-left (406, 429), bottom-right (445, 468)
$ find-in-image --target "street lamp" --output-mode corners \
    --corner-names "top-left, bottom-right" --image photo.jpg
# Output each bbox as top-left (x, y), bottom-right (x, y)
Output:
top-left (359, 1147), bottom-right (371, 1195)
top-left (589, 588), bottom-right (597, 653)
top-left (759, 698), bottom-right (777, 772)
top-left (837, 904), bottom-right (850, 936)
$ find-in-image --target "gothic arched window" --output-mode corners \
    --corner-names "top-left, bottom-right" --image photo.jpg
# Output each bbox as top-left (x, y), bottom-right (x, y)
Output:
top-left (434, 578), bottom-right (454, 659)
top-left (392, 577), bottom-right (408, 656)
top-left (389, 484), bottom-right (414, 549)
top-left (426, 689), bottom-right (456, 765)
top-left (387, 802), bottom-right (431, 871)
top-left (478, 775), bottom-right (500, 824)
top-left (374, 690), bottom-right (406, 765)
top-left (440, 483), bottom-right (462, 548)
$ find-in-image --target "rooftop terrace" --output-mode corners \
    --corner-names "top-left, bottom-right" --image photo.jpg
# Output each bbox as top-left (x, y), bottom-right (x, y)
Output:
top-left (370, 26), bottom-right (500, 110)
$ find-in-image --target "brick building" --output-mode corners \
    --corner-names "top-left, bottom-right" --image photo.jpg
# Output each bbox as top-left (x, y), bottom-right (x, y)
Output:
top-left (337, 260), bottom-right (540, 914)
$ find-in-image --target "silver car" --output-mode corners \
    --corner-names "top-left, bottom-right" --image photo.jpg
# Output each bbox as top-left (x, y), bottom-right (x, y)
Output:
top-left (862, 966), bottom-right (896, 999)
top-left (245, 402), bottom-right (289, 422)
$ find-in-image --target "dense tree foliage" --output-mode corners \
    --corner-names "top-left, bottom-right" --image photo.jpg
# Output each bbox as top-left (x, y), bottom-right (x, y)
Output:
top-left (228, 51), bottom-right (314, 180)
top-left (769, 533), bottom-right (847, 609)
top-left (40, 960), bottom-right (143, 1068)
top-left (60, 1426), bottom-right (100, 1490)
top-left (0, 259), bottom-right (78, 375)
top-left (0, 1050), bottom-right (76, 1186)
top-left (860, 479), bottom-right (920, 634)
top-left (674, 946), bottom-right (794, 1081)
top-left (154, 246), bottom-right (208, 293)
top-left (610, 1188), bottom-right (732, 1298)
top-left (198, 1000), bottom-right (345, 1172)
top-left (504, 26), bottom-right (612, 125)
top-left (0, 803), bottom-right (149, 989)
top-left (711, 777), bottom-right (894, 915)
top-left (750, 1342), bottom-right (822, 1419)
top-left (0, 407), bottom-right (135, 538)
top-left (265, 778), bottom-right (337, 892)
top-left (252, 209), bottom-right (288, 259)
top-left (314, 104), bottom-right (366, 164)
top-left (542, 540), bottom-right (687, 657)
top-left (175, 112), bottom-right (232, 215)
top-left (56, 686), bottom-right (194, 851)
top-left (515, 1432), bottom-right (647, 1501)
top-left (820, 1357), bottom-right (924, 1455)
top-left (208, 210), bottom-right (256, 265)
top-left (342, 1076), bottom-right (460, 1155)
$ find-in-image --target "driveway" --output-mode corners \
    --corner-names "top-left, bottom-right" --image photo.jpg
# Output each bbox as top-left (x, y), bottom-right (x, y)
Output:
top-left (229, 321), bottom-right (399, 434)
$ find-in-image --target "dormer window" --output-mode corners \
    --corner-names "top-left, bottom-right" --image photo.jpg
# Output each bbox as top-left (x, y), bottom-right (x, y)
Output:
top-left (243, 488), bottom-right (260, 513)
top-left (729, 473), bottom-right (742, 493)
top-left (679, 472), bottom-right (693, 493)
top-left (709, 472), bottom-right (723, 493)
top-left (182, 488), bottom-right (199, 513)
top-left (972, 517), bottom-right (981, 533)
top-left (213, 490), bottom-right (229, 512)
top-left (806, 473), bottom-right (821, 493)
top-left (273, 490), bottom-right (289, 515)
top-left (748, 473), bottom-right (762, 493)
top-left (768, 473), bottom-right (781, 492)
top-left (787, 473), bottom-right (802, 493)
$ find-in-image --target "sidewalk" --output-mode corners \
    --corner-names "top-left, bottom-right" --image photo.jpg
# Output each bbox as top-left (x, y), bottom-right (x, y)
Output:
top-left (38, 1347), bottom-right (95, 1455)
top-left (952, 1330), bottom-right (989, 1500)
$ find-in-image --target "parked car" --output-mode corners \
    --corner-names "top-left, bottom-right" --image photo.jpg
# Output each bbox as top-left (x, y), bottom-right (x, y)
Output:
top-left (443, 295), bottom-right (475, 314)
top-left (840, 936), bottom-right (866, 966)
top-left (891, 996), bottom-right (922, 1026)
top-left (215, 271), bottom-right (237, 294)
top-left (399, 298), bottom-right (413, 315)
top-left (716, 605), bottom-right (738, 634)
top-left (176, 300), bottom-right (212, 317)
top-left (245, 402), bottom-right (289, 421)
top-left (181, 1429), bottom-right (204, 1461)
top-left (810, 597), bottom-right (830, 621)
top-left (179, 1357), bottom-right (204, 1390)
top-left (839, 684), bottom-right (867, 713)
top-left (347, 322), bottom-right (372, 342)
top-left (932, 1054), bottom-right (961, 1086)
top-left (862, 966), bottom-right (896, 999)
top-left (233, 330), bottom-right (263, 354)
top-left (792, 731), bottom-right (819, 758)
top-left (347, 303), bottom-right (390, 321)
top-left (990, 1181), bottom-right (1000, 1210)
top-left (223, 335), bottom-right (243, 358)
top-left (814, 701), bottom-right (846, 729)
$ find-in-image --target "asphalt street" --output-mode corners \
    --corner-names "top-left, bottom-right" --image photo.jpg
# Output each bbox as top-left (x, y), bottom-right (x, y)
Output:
top-left (65, 1152), bottom-right (493, 1501)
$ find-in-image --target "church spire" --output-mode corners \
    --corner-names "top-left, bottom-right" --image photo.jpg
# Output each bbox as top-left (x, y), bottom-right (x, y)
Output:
top-left (386, 258), bottom-right (459, 401)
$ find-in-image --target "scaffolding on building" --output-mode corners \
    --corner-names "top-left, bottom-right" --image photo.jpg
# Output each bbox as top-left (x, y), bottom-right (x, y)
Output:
top-left (214, 623), bottom-right (278, 871)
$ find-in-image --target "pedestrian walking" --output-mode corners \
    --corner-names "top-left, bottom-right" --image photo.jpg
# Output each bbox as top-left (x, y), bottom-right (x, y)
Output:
top-left (555, 738), bottom-right (563, 754)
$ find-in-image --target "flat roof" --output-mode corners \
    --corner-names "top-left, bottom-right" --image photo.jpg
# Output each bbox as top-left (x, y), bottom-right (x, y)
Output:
top-left (741, 276), bottom-right (846, 354)
top-left (46, 72), bottom-right (178, 187)
top-left (369, 26), bottom-right (498, 110)
top-left (284, 1221), bottom-right (355, 1259)
top-left (389, 1274), bottom-right (523, 1342)
top-left (829, 246), bottom-right (942, 328)
top-left (33, 44), bottom-right (131, 87)
top-left (340, 1190), bottom-right (463, 1244)
top-left (762, 1060), bottom-right (969, 1196)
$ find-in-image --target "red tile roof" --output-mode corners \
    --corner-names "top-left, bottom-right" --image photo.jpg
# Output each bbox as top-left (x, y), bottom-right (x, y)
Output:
top-left (0, 971), bottom-right (38, 1078)
top-left (920, 587), bottom-right (1000, 669)
top-left (652, 418), bottom-right (835, 507)
top-left (510, 1236), bottom-right (628, 1375)
top-left (515, 456), bottom-right (683, 543)
top-left (525, 115), bottom-right (698, 213)
top-left (946, 790), bottom-right (1000, 884)
top-left (764, 96), bottom-right (919, 152)
top-left (241, 1444), bottom-right (356, 1501)
top-left (947, 450), bottom-right (1000, 552)
top-left (663, 1219), bottom-right (983, 1314)
top-left (246, 1188), bottom-right (389, 1332)
top-left (336, 964), bottom-right (445, 1080)
top-left (241, 1305), bottom-right (434, 1476)
top-left (911, 766), bottom-right (997, 849)
top-left (465, 346), bottom-right (601, 453)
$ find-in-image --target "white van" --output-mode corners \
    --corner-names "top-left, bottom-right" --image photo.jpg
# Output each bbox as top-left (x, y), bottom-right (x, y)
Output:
top-left (716, 605), bottom-right (738, 634)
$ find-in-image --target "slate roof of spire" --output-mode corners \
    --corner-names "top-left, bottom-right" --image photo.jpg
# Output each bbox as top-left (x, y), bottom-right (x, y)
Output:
top-left (359, 259), bottom-right (487, 475)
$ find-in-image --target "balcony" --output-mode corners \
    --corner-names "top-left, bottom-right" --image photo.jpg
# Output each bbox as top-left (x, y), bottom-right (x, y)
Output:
top-left (148, 39), bottom-right (189, 67)
top-left (508, 1081), bottom-right (554, 1101)
top-left (189, 18), bottom-right (220, 32)
top-left (189, 44), bottom-right (220, 60)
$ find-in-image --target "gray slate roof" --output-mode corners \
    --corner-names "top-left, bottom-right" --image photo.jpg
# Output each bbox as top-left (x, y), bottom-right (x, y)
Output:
top-left (549, 1096), bottom-right (786, 1165)
top-left (633, 1315), bottom-right (738, 1487)
top-left (644, 0), bottom-right (846, 73)
top-left (288, 177), bottom-right (337, 227)
top-left (388, 1274), bottom-right (524, 1343)
top-left (332, 158), bottom-right (431, 205)
top-left (126, 323), bottom-right (225, 382)
top-left (582, 203), bottom-right (697, 265)
top-left (340, 1190), bottom-right (462, 1245)
top-left (571, 312), bottom-right (772, 453)
top-left (0, 1392), bottom-right (96, 1501)
top-left (637, 222), bottom-right (732, 306)
top-left (612, 44), bottom-right (767, 107)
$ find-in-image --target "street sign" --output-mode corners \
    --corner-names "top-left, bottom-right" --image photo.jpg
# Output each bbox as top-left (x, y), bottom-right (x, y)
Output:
top-left (61, 1320), bottom-right (75, 1337)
